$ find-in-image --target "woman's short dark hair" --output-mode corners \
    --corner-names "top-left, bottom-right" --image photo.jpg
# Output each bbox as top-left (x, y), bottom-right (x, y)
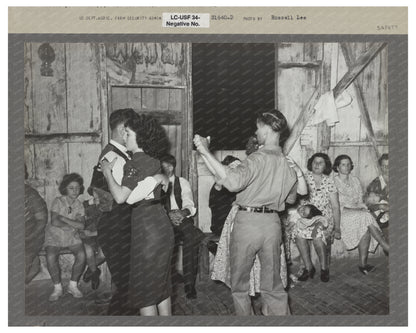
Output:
top-left (333, 154), bottom-right (354, 173)
top-left (256, 109), bottom-right (290, 147)
top-left (59, 173), bottom-right (84, 195)
top-left (160, 154), bottom-right (177, 169)
top-left (304, 204), bottom-right (323, 218)
top-left (221, 155), bottom-right (240, 166)
top-left (125, 114), bottom-right (170, 159)
top-left (378, 153), bottom-right (389, 165)
top-left (307, 153), bottom-right (333, 175)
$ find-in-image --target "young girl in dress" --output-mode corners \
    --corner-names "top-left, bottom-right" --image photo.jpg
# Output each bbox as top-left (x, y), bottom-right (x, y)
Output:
top-left (44, 173), bottom-right (86, 301)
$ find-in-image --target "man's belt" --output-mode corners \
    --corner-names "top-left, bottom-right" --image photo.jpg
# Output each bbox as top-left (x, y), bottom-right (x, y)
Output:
top-left (238, 205), bottom-right (277, 214)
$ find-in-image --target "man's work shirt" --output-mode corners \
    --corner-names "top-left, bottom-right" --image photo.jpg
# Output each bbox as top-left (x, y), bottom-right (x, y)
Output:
top-left (218, 145), bottom-right (297, 211)
top-left (168, 175), bottom-right (197, 217)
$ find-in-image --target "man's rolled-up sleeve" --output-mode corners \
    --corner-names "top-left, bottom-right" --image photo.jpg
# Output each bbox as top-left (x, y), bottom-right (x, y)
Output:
top-left (179, 178), bottom-right (197, 217)
top-left (217, 156), bottom-right (257, 193)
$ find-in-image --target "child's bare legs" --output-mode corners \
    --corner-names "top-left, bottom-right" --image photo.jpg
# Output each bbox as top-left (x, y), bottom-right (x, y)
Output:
top-left (68, 244), bottom-right (86, 282)
top-left (45, 246), bottom-right (62, 284)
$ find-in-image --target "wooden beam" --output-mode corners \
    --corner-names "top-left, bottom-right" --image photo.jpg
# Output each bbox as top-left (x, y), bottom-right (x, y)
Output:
top-left (136, 110), bottom-right (182, 125)
top-left (99, 43), bottom-right (109, 149)
top-left (278, 61), bottom-right (322, 69)
top-left (284, 42), bottom-right (387, 155)
top-left (330, 141), bottom-right (388, 147)
top-left (340, 42), bottom-right (387, 174)
top-left (25, 132), bottom-right (102, 144)
top-left (333, 42), bottom-right (387, 99)
top-left (317, 43), bottom-right (333, 152)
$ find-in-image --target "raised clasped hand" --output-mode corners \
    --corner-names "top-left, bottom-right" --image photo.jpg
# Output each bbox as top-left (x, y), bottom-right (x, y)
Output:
top-left (193, 134), bottom-right (210, 155)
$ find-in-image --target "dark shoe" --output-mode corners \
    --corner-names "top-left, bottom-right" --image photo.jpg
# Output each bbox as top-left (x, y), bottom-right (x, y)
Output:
top-left (91, 269), bottom-right (101, 290)
top-left (298, 267), bottom-right (316, 281)
top-left (358, 264), bottom-right (376, 275)
top-left (298, 268), bottom-right (309, 281)
top-left (320, 269), bottom-right (330, 282)
top-left (83, 267), bottom-right (92, 283)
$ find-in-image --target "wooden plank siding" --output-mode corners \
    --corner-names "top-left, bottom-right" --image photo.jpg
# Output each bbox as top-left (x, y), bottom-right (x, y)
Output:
top-left (32, 43), bottom-right (67, 134)
top-left (277, 43), bottom-right (322, 168)
top-left (24, 43), bottom-right (103, 212)
top-left (66, 43), bottom-right (102, 133)
top-left (329, 43), bottom-right (388, 185)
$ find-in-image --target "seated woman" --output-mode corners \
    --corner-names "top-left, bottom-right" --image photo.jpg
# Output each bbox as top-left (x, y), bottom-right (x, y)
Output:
top-left (44, 173), bottom-right (86, 301)
top-left (333, 155), bottom-right (389, 275)
top-left (366, 153), bottom-right (389, 240)
top-left (295, 153), bottom-right (341, 283)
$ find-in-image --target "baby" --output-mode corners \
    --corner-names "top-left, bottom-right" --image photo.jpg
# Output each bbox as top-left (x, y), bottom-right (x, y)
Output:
top-left (366, 193), bottom-right (389, 224)
top-left (291, 204), bottom-right (329, 244)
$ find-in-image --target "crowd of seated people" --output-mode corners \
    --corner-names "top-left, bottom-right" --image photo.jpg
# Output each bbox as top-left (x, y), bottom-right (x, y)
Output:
top-left (208, 148), bottom-right (390, 297)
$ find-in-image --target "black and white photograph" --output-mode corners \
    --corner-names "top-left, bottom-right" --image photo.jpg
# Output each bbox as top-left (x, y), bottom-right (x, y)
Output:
top-left (23, 41), bottom-right (391, 316)
top-left (7, 4), bottom-right (408, 327)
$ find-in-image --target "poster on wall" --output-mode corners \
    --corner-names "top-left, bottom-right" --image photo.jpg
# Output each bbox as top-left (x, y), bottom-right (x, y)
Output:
top-left (9, 6), bottom-right (407, 326)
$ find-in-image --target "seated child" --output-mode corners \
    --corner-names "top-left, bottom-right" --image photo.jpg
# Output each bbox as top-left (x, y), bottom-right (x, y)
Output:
top-left (44, 173), bottom-right (86, 301)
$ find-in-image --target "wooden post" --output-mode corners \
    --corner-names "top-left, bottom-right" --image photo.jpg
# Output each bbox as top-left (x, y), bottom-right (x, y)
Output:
top-left (340, 42), bottom-right (387, 174)
top-left (317, 43), bottom-right (333, 153)
top-left (99, 43), bottom-right (109, 149)
top-left (284, 42), bottom-right (387, 155)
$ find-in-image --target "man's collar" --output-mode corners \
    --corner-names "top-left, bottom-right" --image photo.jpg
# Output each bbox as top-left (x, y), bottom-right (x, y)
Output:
top-left (168, 175), bottom-right (175, 182)
top-left (110, 140), bottom-right (128, 154)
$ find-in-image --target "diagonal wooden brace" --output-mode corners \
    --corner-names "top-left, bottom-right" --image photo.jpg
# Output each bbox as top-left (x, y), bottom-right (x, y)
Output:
top-left (340, 42), bottom-right (387, 175)
top-left (284, 42), bottom-right (387, 156)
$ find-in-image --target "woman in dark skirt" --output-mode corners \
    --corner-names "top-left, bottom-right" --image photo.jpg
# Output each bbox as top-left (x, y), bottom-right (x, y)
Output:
top-left (101, 114), bottom-right (174, 316)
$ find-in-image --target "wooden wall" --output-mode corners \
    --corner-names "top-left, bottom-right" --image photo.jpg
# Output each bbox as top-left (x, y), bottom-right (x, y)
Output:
top-left (25, 43), bottom-right (103, 211)
top-left (327, 43), bottom-right (388, 188)
top-left (196, 42), bottom-right (388, 236)
top-left (24, 42), bottom-right (191, 213)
